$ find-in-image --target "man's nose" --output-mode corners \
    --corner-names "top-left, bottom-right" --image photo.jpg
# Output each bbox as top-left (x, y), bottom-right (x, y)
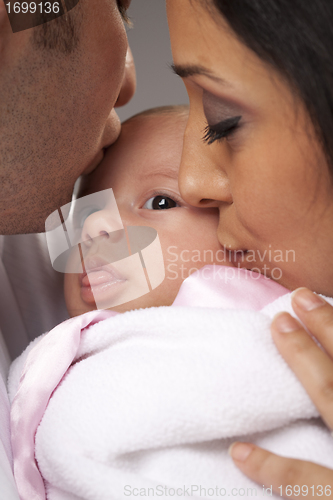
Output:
top-left (81, 210), bottom-right (123, 246)
top-left (115, 46), bottom-right (136, 108)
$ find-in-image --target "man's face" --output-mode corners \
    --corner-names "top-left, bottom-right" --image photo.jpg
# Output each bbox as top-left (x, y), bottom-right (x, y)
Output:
top-left (0, 0), bottom-right (136, 234)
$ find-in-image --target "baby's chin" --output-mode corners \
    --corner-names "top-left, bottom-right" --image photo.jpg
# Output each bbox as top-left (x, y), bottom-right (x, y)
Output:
top-left (67, 301), bottom-right (156, 318)
top-left (66, 287), bottom-right (178, 317)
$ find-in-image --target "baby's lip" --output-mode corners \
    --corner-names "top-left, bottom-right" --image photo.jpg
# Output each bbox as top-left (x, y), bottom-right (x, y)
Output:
top-left (80, 255), bottom-right (126, 287)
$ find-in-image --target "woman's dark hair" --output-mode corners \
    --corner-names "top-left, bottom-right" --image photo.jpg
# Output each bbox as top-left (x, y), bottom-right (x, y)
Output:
top-left (209, 0), bottom-right (333, 171)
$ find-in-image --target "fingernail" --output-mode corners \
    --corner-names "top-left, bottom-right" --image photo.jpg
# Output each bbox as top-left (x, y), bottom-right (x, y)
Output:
top-left (228, 442), bottom-right (254, 462)
top-left (272, 312), bottom-right (299, 333)
top-left (292, 287), bottom-right (326, 312)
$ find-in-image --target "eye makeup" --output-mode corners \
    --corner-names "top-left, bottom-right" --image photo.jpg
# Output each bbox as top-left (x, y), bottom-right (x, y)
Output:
top-left (203, 116), bottom-right (242, 145)
top-left (117, 0), bottom-right (131, 22)
top-left (202, 89), bottom-right (244, 144)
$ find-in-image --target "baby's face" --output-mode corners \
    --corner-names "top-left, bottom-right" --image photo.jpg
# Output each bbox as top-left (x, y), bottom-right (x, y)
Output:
top-left (64, 112), bottom-right (226, 317)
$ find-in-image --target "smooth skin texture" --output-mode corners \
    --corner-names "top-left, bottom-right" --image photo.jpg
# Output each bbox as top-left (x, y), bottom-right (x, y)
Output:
top-left (166, 0), bottom-right (333, 495)
top-left (65, 112), bottom-right (224, 316)
top-left (0, 0), bottom-right (136, 234)
top-left (167, 0), bottom-right (333, 296)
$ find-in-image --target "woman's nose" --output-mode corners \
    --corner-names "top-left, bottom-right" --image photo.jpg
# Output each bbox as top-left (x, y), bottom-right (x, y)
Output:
top-left (178, 119), bottom-right (233, 208)
top-left (81, 210), bottom-right (123, 246)
top-left (115, 46), bottom-right (136, 107)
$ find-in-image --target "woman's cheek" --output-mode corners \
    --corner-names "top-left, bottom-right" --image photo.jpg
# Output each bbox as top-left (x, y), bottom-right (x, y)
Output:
top-left (229, 153), bottom-right (295, 238)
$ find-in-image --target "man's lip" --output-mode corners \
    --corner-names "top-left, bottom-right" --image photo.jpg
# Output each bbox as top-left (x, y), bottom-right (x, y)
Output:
top-left (82, 149), bottom-right (106, 175)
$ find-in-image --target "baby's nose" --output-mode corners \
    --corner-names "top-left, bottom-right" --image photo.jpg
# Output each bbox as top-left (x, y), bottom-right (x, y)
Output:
top-left (81, 210), bottom-right (123, 246)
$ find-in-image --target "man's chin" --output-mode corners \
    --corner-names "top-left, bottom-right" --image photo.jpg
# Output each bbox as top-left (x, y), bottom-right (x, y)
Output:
top-left (0, 218), bottom-right (46, 235)
top-left (0, 197), bottom-right (73, 235)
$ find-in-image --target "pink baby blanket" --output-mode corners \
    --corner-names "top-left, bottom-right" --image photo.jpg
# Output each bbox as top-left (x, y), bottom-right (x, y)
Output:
top-left (11, 266), bottom-right (323, 500)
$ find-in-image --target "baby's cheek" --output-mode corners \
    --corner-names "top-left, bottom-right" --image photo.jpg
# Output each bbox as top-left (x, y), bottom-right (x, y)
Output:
top-left (63, 273), bottom-right (72, 307)
top-left (64, 274), bottom-right (84, 318)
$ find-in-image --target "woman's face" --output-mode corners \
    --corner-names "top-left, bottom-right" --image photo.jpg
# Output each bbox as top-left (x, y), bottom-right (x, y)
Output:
top-left (167, 0), bottom-right (333, 295)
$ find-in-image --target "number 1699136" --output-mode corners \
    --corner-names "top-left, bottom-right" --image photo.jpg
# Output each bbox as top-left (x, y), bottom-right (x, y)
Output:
top-left (5, 2), bottom-right (60, 15)
top-left (278, 485), bottom-right (331, 496)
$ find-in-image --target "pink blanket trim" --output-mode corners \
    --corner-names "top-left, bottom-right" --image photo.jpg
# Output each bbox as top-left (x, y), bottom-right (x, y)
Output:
top-left (10, 309), bottom-right (116, 500)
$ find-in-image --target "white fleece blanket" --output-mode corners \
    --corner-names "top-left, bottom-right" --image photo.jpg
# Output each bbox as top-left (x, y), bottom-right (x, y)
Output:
top-left (8, 294), bottom-right (333, 500)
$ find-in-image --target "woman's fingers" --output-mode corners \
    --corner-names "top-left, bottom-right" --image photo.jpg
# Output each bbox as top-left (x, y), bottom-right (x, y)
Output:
top-left (271, 310), bottom-right (333, 430)
top-left (291, 288), bottom-right (333, 357)
top-left (231, 289), bottom-right (333, 497)
top-left (229, 443), bottom-right (333, 499)
top-left (271, 288), bottom-right (333, 430)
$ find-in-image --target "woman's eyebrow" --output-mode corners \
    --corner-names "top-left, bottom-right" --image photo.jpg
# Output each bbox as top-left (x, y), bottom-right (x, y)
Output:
top-left (171, 63), bottom-right (231, 86)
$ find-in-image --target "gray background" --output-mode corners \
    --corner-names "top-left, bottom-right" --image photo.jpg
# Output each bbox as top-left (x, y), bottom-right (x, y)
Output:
top-left (117, 1), bottom-right (189, 122)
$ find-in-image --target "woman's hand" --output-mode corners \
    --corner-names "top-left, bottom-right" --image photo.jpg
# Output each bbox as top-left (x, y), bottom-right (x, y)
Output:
top-left (229, 287), bottom-right (333, 499)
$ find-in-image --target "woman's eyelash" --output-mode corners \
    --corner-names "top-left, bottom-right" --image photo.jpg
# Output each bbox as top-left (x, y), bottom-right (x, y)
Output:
top-left (117, 0), bottom-right (131, 24)
top-left (203, 116), bottom-right (242, 145)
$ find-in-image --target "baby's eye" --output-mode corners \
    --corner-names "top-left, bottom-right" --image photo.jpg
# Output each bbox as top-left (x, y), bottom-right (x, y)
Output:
top-left (143, 195), bottom-right (180, 210)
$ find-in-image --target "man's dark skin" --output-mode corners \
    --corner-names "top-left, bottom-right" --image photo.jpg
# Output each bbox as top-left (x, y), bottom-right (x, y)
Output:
top-left (0, 0), bottom-right (136, 235)
top-left (0, 3), bottom-right (134, 496)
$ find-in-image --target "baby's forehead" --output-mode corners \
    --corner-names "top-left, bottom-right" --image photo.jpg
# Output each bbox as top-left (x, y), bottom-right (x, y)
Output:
top-left (117, 110), bottom-right (187, 161)
top-left (123, 108), bottom-right (188, 138)
top-left (79, 110), bottom-right (187, 197)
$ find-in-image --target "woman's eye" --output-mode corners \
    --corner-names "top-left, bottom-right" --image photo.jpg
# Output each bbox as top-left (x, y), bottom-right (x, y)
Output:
top-left (203, 116), bottom-right (242, 145)
top-left (116, 0), bottom-right (130, 22)
top-left (143, 195), bottom-right (179, 210)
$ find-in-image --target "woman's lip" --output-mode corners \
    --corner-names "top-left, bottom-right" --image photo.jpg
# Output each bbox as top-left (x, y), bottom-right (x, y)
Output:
top-left (225, 249), bottom-right (249, 265)
top-left (224, 247), bottom-right (248, 255)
